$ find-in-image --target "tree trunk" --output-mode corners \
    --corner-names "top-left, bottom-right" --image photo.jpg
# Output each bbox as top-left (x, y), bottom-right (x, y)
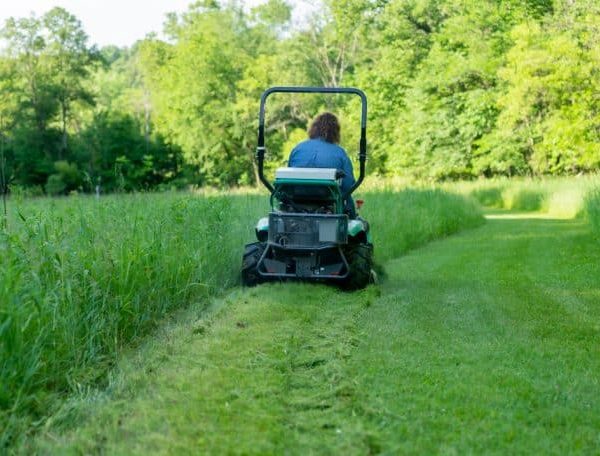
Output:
top-left (144, 90), bottom-right (151, 154)
top-left (0, 129), bottom-right (7, 230)
top-left (60, 97), bottom-right (67, 160)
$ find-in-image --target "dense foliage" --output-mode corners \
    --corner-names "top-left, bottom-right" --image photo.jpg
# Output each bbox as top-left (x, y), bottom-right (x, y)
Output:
top-left (0, 0), bottom-right (599, 193)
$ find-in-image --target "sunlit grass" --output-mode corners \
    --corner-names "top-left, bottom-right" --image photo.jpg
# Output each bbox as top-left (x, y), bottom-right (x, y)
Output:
top-left (447, 176), bottom-right (599, 218)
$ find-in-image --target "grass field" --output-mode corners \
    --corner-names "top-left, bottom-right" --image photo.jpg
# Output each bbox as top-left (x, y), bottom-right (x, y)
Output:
top-left (0, 186), bottom-right (484, 448)
top-left (3, 176), bottom-right (600, 452)
top-left (22, 191), bottom-right (600, 454)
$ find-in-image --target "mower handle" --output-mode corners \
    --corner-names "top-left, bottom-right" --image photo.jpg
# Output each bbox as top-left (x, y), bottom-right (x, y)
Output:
top-left (256, 86), bottom-right (367, 198)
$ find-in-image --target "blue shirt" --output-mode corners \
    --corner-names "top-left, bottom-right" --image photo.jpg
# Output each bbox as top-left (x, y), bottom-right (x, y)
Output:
top-left (288, 139), bottom-right (356, 194)
top-left (288, 138), bottom-right (356, 217)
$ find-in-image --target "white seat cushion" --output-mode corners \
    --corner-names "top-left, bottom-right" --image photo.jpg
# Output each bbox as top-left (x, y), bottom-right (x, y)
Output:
top-left (275, 167), bottom-right (338, 181)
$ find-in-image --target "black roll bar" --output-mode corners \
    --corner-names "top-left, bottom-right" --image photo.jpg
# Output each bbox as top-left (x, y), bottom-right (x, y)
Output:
top-left (256, 86), bottom-right (367, 197)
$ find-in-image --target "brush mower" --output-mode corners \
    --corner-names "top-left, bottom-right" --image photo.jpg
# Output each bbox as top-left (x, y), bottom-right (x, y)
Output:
top-left (241, 86), bottom-right (374, 290)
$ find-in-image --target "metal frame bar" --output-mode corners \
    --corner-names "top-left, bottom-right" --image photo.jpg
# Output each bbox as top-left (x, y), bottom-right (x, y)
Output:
top-left (256, 86), bottom-right (368, 198)
top-left (257, 244), bottom-right (350, 280)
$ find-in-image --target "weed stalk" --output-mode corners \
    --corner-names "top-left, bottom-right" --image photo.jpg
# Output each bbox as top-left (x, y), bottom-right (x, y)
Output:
top-left (0, 131), bottom-right (7, 230)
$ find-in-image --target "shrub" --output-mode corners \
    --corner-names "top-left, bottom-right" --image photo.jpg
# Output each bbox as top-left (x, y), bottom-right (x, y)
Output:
top-left (470, 187), bottom-right (505, 208)
top-left (504, 188), bottom-right (545, 211)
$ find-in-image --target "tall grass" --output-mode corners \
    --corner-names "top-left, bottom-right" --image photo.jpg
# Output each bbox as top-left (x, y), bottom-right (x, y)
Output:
top-left (584, 188), bottom-right (600, 236)
top-left (0, 193), bottom-right (267, 444)
top-left (449, 177), bottom-right (599, 218)
top-left (362, 189), bottom-right (484, 262)
top-left (0, 188), bottom-right (482, 445)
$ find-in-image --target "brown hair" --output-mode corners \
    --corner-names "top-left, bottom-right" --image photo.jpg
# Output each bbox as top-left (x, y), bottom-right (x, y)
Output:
top-left (308, 112), bottom-right (341, 144)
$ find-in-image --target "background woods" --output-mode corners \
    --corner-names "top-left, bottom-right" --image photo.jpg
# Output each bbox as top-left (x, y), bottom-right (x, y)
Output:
top-left (0, 0), bottom-right (599, 194)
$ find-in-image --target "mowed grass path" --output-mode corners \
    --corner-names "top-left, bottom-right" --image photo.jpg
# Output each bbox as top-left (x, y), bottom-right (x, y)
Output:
top-left (30, 214), bottom-right (600, 454)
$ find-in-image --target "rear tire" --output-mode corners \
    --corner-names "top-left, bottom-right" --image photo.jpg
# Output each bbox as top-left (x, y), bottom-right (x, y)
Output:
top-left (241, 242), bottom-right (266, 286)
top-left (342, 243), bottom-right (373, 290)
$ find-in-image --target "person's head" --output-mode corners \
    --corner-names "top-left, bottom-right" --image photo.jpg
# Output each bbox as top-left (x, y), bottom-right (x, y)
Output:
top-left (308, 112), bottom-right (340, 144)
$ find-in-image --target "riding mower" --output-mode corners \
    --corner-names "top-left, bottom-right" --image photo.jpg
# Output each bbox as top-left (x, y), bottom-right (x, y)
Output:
top-left (241, 87), bottom-right (373, 290)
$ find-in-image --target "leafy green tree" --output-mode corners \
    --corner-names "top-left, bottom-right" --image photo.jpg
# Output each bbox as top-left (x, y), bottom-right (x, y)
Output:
top-left (0, 58), bottom-right (17, 184)
top-left (486, 6), bottom-right (600, 175)
top-left (140, 1), bottom-right (299, 186)
top-left (0, 58), bottom-right (16, 220)
top-left (1, 14), bottom-right (57, 184)
top-left (1, 9), bottom-right (98, 190)
top-left (138, 6), bottom-right (243, 185)
top-left (43, 7), bottom-right (97, 159)
top-left (390, 1), bottom-right (510, 179)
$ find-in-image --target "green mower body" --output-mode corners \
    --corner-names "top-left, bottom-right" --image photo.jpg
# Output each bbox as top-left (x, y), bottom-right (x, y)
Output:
top-left (241, 87), bottom-right (373, 289)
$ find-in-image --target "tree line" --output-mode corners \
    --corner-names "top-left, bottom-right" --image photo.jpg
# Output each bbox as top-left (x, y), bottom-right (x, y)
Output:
top-left (0, 0), bottom-right (598, 194)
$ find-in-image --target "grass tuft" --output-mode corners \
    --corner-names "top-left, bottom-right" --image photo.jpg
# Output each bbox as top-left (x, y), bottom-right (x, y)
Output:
top-left (584, 188), bottom-right (600, 236)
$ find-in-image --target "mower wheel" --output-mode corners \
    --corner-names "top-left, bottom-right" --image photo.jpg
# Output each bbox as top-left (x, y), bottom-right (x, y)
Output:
top-left (241, 242), bottom-right (266, 286)
top-left (342, 243), bottom-right (374, 290)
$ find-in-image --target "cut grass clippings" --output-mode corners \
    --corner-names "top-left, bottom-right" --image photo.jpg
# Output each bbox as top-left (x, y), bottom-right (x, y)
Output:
top-left (26, 285), bottom-right (379, 454)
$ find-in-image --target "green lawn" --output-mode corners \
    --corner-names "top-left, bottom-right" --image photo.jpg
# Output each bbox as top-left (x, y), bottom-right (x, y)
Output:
top-left (347, 214), bottom-right (600, 453)
top-left (25, 212), bottom-right (600, 454)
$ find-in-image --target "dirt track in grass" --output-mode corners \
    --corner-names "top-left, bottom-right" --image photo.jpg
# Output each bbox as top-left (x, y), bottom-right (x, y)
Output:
top-left (28, 213), bottom-right (600, 454)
